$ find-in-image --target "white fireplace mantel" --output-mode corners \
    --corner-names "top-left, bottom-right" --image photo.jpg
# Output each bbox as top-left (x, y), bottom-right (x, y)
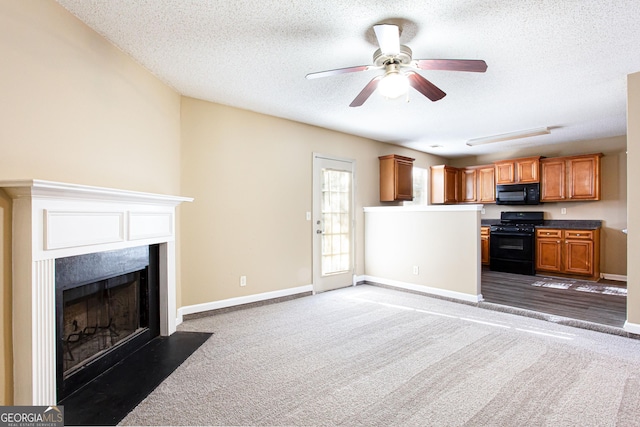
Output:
top-left (2, 180), bottom-right (193, 405)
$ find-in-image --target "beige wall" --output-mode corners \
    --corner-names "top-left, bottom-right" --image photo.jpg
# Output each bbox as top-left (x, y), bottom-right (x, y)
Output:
top-left (0, 1), bottom-right (182, 404)
top-left (448, 136), bottom-right (627, 276)
top-left (364, 207), bottom-right (481, 298)
top-left (627, 72), bottom-right (640, 325)
top-left (179, 97), bottom-right (445, 306)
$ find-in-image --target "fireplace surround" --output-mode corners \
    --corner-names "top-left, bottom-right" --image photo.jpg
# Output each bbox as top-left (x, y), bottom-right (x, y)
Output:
top-left (1, 180), bottom-right (192, 405)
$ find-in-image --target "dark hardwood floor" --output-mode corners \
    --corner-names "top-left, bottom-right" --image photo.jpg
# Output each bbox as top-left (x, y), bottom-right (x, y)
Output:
top-left (481, 267), bottom-right (627, 328)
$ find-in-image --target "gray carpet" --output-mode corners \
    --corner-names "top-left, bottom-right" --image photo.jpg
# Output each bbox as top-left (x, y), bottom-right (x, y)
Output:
top-left (120, 285), bottom-right (640, 426)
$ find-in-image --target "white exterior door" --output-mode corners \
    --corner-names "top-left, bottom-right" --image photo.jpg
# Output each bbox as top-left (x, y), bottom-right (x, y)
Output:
top-left (312, 154), bottom-right (355, 292)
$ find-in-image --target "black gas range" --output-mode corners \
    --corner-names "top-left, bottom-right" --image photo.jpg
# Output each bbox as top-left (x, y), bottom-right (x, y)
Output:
top-left (489, 211), bottom-right (544, 275)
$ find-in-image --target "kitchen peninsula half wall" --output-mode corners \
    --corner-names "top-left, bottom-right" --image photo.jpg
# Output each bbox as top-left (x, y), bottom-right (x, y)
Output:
top-left (364, 205), bottom-right (482, 303)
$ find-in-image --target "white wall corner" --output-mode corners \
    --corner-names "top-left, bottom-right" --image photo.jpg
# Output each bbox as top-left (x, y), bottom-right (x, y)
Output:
top-left (623, 321), bottom-right (640, 335)
top-left (354, 274), bottom-right (366, 285)
top-left (601, 273), bottom-right (628, 282)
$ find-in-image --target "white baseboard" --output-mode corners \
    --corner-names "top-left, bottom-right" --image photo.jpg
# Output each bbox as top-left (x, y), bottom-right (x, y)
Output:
top-left (176, 284), bottom-right (314, 325)
top-left (624, 321), bottom-right (640, 334)
top-left (361, 275), bottom-right (483, 303)
top-left (601, 273), bottom-right (627, 282)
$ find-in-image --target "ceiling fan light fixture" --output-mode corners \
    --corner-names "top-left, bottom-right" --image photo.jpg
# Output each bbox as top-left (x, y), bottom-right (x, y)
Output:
top-left (378, 63), bottom-right (409, 99)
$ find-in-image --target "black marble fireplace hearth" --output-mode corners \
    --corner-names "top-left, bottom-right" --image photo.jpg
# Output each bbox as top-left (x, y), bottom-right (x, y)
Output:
top-left (60, 331), bottom-right (212, 426)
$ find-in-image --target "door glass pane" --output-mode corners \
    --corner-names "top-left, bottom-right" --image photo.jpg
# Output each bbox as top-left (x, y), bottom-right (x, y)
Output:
top-left (321, 168), bottom-right (352, 275)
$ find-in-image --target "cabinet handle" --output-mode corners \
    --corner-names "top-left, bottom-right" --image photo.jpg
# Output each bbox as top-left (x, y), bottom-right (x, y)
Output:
top-left (576, 233), bottom-right (581, 236)
top-left (557, 240), bottom-right (561, 243)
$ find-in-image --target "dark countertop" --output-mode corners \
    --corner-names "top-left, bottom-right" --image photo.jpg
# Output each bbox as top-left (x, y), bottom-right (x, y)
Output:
top-left (537, 220), bottom-right (602, 229)
top-left (481, 219), bottom-right (602, 229)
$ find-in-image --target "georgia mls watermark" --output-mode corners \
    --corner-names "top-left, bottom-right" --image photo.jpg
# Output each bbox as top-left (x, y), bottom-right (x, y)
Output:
top-left (0, 406), bottom-right (64, 427)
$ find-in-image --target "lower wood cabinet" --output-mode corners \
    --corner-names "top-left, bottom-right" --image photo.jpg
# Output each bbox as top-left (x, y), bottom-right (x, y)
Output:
top-left (481, 226), bottom-right (490, 265)
top-left (536, 228), bottom-right (600, 280)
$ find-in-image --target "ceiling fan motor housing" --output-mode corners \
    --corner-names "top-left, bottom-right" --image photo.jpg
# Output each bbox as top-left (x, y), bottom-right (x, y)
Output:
top-left (373, 45), bottom-right (413, 66)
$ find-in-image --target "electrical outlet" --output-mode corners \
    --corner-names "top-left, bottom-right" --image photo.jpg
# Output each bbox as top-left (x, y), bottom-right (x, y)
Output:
top-left (561, 208), bottom-right (567, 215)
top-left (240, 275), bottom-right (247, 287)
top-left (306, 211), bottom-right (311, 221)
top-left (412, 266), bottom-right (419, 275)
top-left (481, 208), bottom-right (486, 214)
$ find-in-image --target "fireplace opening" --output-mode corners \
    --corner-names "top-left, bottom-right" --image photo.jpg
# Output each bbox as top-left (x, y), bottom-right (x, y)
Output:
top-left (56, 245), bottom-right (159, 400)
top-left (62, 271), bottom-right (143, 377)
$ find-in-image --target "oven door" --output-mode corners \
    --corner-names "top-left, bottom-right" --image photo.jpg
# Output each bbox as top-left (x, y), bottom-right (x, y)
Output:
top-left (490, 231), bottom-right (535, 261)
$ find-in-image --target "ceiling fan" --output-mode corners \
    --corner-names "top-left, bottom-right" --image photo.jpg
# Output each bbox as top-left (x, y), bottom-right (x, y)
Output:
top-left (306, 24), bottom-right (488, 107)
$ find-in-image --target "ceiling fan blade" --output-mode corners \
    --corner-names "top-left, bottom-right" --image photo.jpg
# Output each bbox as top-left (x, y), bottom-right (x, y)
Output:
top-left (407, 72), bottom-right (446, 101)
top-left (373, 24), bottom-right (400, 55)
top-left (306, 65), bottom-right (376, 80)
top-left (349, 75), bottom-right (382, 107)
top-left (414, 59), bottom-right (488, 73)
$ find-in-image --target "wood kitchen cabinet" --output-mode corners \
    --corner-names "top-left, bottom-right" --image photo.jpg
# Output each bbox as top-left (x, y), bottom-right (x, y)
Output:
top-left (481, 226), bottom-right (490, 265)
top-left (536, 228), bottom-right (600, 280)
top-left (540, 158), bottom-right (566, 201)
top-left (460, 167), bottom-right (477, 203)
top-left (477, 165), bottom-right (496, 203)
top-left (460, 165), bottom-right (495, 203)
top-left (536, 229), bottom-right (563, 272)
top-left (379, 155), bottom-right (414, 202)
top-left (540, 153), bottom-right (602, 202)
top-left (430, 165), bottom-right (459, 204)
top-left (494, 156), bottom-right (541, 184)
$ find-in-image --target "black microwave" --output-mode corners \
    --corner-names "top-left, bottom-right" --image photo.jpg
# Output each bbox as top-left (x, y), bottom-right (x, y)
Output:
top-left (496, 183), bottom-right (541, 205)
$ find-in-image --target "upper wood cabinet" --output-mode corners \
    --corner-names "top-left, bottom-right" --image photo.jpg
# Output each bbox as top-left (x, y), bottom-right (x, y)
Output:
top-left (428, 152), bottom-right (600, 205)
top-left (540, 158), bottom-right (566, 200)
top-left (477, 165), bottom-right (496, 203)
top-left (540, 153), bottom-right (602, 202)
top-left (494, 156), bottom-right (541, 184)
top-left (460, 165), bottom-right (495, 203)
top-left (494, 161), bottom-right (515, 184)
top-left (460, 167), bottom-right (477, 203)
top-left (379, 155), bottom-right (414, 202)
top-left (430, 165), bottom-right (459, 204)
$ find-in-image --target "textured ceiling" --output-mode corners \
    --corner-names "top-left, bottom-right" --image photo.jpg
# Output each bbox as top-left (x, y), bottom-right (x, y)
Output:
top-left (55, 0), bottom-right (640, 158)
